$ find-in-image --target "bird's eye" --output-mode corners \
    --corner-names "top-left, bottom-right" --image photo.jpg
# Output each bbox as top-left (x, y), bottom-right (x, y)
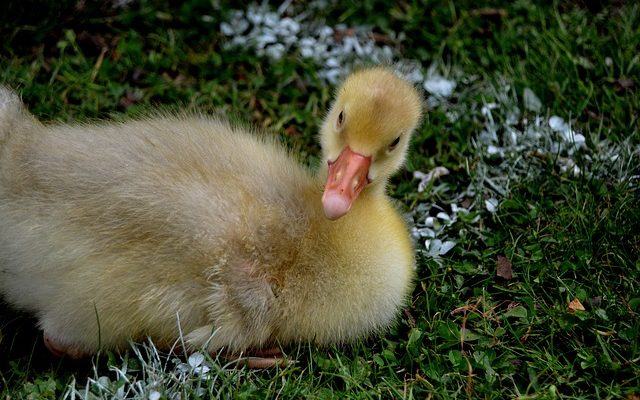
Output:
top-left (388, 136), bottom-right (401, 152)
top-left (336, 110), bottom-right (345, 131)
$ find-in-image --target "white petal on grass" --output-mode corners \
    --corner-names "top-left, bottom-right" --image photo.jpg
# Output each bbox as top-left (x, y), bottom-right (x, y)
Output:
top-left (485, 198), bottom-right (499, 213)
top-left (549, 116), bottom-right (567, 131)
top-left (410, 74), bottom-right (640, 266)
top-left (486, 145), bottom-right (503, 156)
top-left (299, 47), bottom-right (314, 58)
top-left (318, 25), bottom-right (333, 38)
top-left (425, 239), bottom-right (440, 256)
top-left (438, 241), bottom-right (456, 255)
top-left (436, 212), bottom-right (452, 223)
top-left (446, 111), bottom-right (459, 122)
top-left (573, 133), bottom-right (586, 147)
top-left (319, 68), bottom-right (342, 84)
top-left (219, 4), bottom-right (401, 78)
top-left (506, 109), bottom-right (520, 126)
top-left (451, 204), bottom-right (469, 214)
top-left (299, 37), bottom-right (315, 47)
top-left (572, 165), bottom-right (581, 176)
top-left (280, 17), bottom-right (300, 35)
top-left (97, 376), bottom-right (110, 389)
top-left (425, 239), bottom-right (455, 257)
top-left (414, 227), bottom-right (436, 238)
top-left (560, 127), bottom-right (573, 141)
top-left (426, 96), bottom-right (441, 109)
top-left (255, 33), bottom-right (277, 49)
top-left (325, 57), bottom-right (340, 68)
top-left (401, 67), bottom-right (424, 84)
top-left (481, 102), bottom-right (498, 117)
top-left (523, 87), bottom-right (542, 112)
top-left (414, 166), bottom-right (450, 192)
top-left (194, 364), bottom-right (211, 376)
top-left (188, 352), bottom-right (205, 368)
top-left (230, 36), bottom-right (248, 47)
top-left (265, 43), bottom-right (286, 60)
top-left (264, 13), bottom-right (279, 27)
top-left (175, 362), bottom-right (190, 373)
top-left (220, 22), bottom-right (234, 36)
top-left (563, 130), bottom-right (586, 146)
top-left (559, 158), bottom-right (582, 176)
top-left (413, 171), bottom-right (427, 180)
top-left (423, 76), bottom-right (457, 97)
top-left (149, 391), bottom-right (161, 400)
top-left (506, 128), bottom-right (518, 145)
top-left (524, 125), bottom-right (542, 140)
top-left (246, 9), bottom-right (263, 25)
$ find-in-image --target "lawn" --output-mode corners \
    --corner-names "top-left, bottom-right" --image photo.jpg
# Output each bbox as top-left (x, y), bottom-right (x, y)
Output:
top-left (1, 0), bottom-right (639, 398)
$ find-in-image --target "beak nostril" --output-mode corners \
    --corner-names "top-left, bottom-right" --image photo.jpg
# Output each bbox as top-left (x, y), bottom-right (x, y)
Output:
top-left (322, 146), bottom-right (372, 219)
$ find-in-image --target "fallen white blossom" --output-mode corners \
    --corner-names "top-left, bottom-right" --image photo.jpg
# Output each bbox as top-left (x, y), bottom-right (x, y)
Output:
top-left (523, 87), bottom-right (542, 112)
top-left (414, 166), bottom-right (450, 192)
top-left (217, 3), bottom-right (398, 83)
top-left (485, 198), bottom-right (500, 213)
top-left (423, 76), bottom-right (457, 98)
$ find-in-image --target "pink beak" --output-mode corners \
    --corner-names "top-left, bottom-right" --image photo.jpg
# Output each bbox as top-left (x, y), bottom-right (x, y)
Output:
top-left (321, 147), bottom-right (372, 220)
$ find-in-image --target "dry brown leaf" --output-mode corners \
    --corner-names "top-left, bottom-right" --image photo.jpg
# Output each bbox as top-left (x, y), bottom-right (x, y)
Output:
top-left (118, 90), bottom-right (143, 110)
top-left (470, 8), bottom-right (508, 19)
top-left (334, 28), bottom-right (355, 41)
top-left (496, 255), bottom-right (513, 280)
top-left (370, 32), bottom-right (396, 46)
top-left (568, 298), bottom-right (586, 313)
top-left (460, 197), bottom-right (473, 209)
top-left (404, 307), bottom-right (417, 329)
top-left (614, 78), bottom-right (635, 92)
top-left (284, 125), bottom-right (299, 137)
top-left (585, 109), bottom-right (602, 120)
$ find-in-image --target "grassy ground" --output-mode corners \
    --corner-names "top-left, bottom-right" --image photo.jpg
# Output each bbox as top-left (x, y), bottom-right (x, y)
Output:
top-left (1, 0), bottom-right (639, 398)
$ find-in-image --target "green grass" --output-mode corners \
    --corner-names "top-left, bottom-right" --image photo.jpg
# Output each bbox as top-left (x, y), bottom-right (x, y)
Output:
top-left (1, 0), bottom-right (639, 398)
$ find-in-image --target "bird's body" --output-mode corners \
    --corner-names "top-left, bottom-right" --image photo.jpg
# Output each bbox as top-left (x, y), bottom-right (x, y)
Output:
top-left (0, 67), bottom-right (422, 363)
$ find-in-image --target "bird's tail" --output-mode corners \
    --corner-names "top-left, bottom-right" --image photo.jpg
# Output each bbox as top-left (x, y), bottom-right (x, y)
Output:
top-left (0, 87), bottom-right (39, 152)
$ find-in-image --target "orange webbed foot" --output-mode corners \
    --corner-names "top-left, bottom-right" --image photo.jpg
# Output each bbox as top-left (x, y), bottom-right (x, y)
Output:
top-left (223, 346), bottom-right (288, 368)
top-left (43, 332), bottom-right (88, 359)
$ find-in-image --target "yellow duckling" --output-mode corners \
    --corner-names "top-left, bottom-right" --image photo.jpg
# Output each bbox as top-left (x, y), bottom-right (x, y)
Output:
top-left (0, 67), bottom-right (422, 367)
